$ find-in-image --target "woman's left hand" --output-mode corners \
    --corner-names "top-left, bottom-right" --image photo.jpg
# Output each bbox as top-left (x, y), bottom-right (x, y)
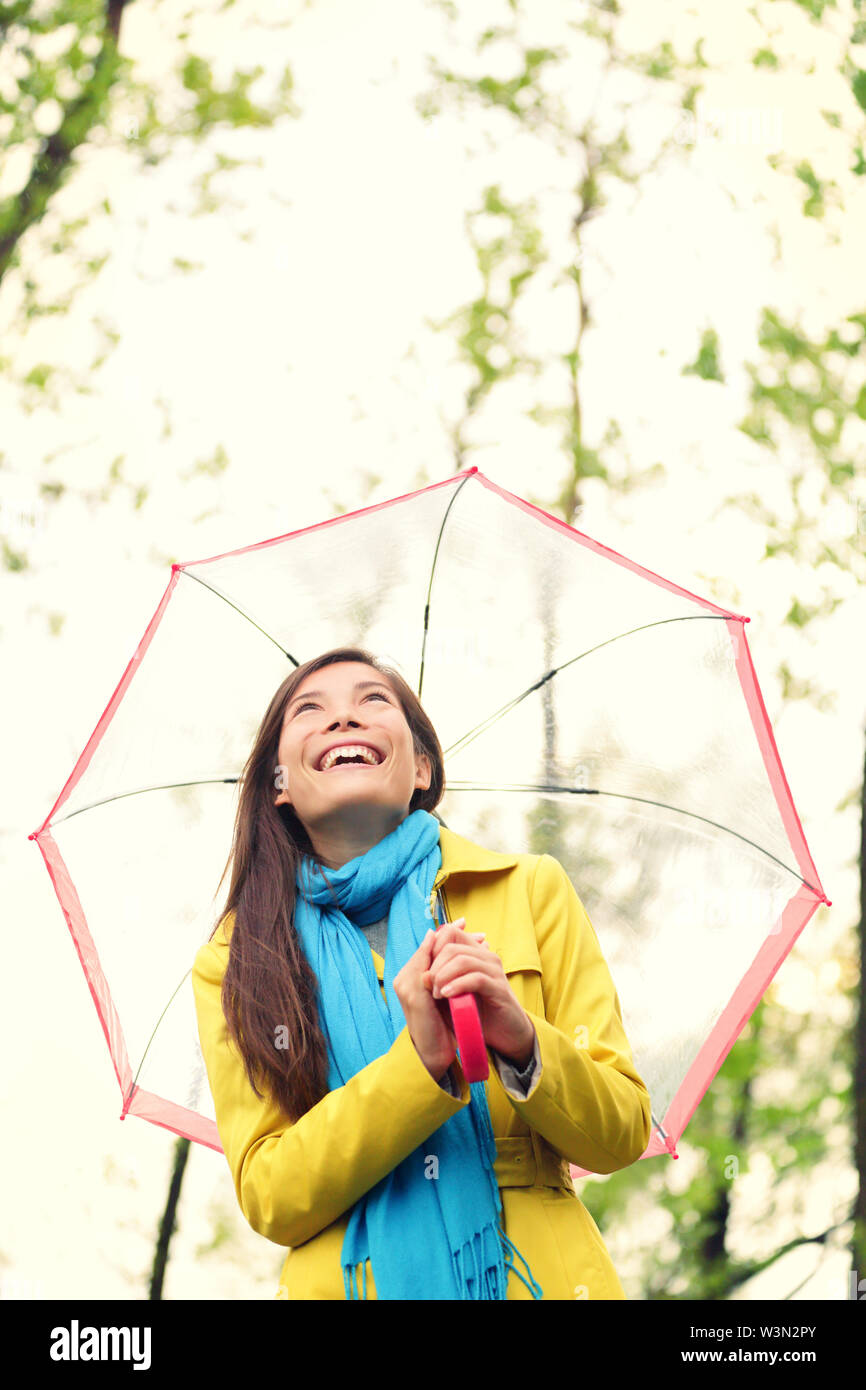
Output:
top-left (422, 921), bottom-right (535, 1065)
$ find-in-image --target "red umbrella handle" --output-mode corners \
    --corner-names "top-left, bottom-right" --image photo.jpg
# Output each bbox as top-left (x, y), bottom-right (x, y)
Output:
top-left (433, 896), bottom-right (489, 1083)
top-left (447, 991), bottom-right (489, 1082)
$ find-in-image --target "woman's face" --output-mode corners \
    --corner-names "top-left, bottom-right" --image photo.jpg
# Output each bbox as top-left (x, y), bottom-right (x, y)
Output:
top-left (273, 661), bottom-right (432, 852)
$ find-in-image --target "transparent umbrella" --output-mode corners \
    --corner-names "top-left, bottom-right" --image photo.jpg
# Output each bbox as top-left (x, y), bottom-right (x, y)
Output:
top-left (29, 465), bottom-right (829, 1180)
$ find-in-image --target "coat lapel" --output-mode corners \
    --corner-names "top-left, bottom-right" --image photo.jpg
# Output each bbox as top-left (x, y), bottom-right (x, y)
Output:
top-left (429, 821), bottom-right (522, 935)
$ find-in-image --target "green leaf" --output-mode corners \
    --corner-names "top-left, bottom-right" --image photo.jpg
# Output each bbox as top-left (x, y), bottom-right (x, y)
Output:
top-left (784, 598), bottom-right (810, 626)
top-left (23, 363), bottom-right (54, 389)
top-left (682, 328), bottom-right (724, 382)
top-left (786, 0), bottom-right (837, 18)
top-left (794, 160), bottom-right (829, 217)
top-left (2, 540), bottom-right (28, 571)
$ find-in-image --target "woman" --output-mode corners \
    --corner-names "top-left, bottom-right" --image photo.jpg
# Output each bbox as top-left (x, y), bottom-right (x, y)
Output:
top-left (192, 645), bottom-right (652, 1299)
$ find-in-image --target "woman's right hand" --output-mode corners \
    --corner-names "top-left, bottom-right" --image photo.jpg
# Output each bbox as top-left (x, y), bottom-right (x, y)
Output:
top-left (393, 927), bottom-right (459, 1082)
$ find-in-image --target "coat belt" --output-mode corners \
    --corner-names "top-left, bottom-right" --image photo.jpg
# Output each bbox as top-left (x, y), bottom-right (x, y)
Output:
top-left (493, 1136), bottom-right (574, 1191)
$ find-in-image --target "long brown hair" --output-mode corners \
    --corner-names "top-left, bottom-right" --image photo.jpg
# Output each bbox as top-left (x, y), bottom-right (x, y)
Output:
top-left (212, 646), bottom-right (446, 1122)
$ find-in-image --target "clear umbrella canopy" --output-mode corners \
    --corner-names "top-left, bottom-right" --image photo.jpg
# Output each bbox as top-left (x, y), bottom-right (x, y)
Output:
top-left (30, 466), bottom-right (828, 1179)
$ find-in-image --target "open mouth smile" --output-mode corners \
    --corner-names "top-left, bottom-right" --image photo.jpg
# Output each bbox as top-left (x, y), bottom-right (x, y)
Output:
top-left (316, 743), bottom-right (385, 772)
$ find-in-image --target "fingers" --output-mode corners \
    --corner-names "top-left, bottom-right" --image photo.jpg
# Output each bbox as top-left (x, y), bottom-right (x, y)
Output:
top-left (431, 970), bottom-right (494, 1000)
top-left (429, 920), bottom-right (486, 959)
top-left (395, 930), bottom-right (437, 1004)
top-left (400, 924), bottom-right (491, 1000)
top-left (429, 937), bottom-right (491, 976)
top-left (429, 949), bottom-right (499, 999)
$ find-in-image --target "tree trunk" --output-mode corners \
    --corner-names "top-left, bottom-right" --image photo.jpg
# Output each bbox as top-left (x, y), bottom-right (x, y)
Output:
top-left (149, 1136), bottom-right (190, 1300)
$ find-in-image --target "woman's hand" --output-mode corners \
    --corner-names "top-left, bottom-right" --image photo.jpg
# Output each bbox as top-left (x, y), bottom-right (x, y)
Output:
top-left (423, 920), bottom-right (536, 1066)
top-left (393, 929), bottom-right (459, 1082)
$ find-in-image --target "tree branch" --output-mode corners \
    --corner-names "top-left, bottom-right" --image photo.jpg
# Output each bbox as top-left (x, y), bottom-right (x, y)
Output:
top-left (0, 4), bottom-right (128, 286)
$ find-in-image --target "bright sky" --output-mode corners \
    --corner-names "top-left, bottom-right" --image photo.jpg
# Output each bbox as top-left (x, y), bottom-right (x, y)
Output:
top-left (2, 0), bottom-right (862, 1301)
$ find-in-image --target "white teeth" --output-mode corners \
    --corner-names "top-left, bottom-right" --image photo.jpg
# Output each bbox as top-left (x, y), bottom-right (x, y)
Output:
top-left (318, 744), bottom-right (383, 772)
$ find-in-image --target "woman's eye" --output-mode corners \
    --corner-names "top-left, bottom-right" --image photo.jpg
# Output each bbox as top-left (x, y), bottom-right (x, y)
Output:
top-left (295, 692), bottom-right (389, 714)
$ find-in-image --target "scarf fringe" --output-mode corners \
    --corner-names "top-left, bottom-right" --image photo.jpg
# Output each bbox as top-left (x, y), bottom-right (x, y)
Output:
top-left (344, 1258), bottom-right (369, 1301)
top-left (452, 1225), bottom-right (501, 1300)
top-left (498, 1222), bottom-right (544, 1299)
top-left (343, 1220), bottom-right (544, 1301)
top-left (450, 1222), bottom-right (544, 1300)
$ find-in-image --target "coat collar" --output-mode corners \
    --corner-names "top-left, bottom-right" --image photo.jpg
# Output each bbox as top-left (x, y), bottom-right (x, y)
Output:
top-left (436, 821), bottom-right (521, 880)
top-left (212, 820), bottom-right (520, 949)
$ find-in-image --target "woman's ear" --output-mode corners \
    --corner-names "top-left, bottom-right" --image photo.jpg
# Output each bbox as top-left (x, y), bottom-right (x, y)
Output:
top-left (274, 760), bottom-right (291, 807)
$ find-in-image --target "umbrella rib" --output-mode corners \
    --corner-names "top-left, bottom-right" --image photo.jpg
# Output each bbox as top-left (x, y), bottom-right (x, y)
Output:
top-left (442, 614), bottom-right (736, 760)
top-left (127, 967), bottom-right (195, 1104)
top-left (417, 470), bottom-right (478, 702)
top-left (180, 568), bottom-right (301, 664)
top-left (49, 778), bottom-right (239, 825)
top-left (444, 781), bottom-right (822, 897)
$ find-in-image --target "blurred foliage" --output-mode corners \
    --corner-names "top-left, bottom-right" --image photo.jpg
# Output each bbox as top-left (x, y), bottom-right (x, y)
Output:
top-left (682, 328), bottom-right (724, 383)
top-left (0, 1), bottom-right (298, 286)
top-left (0, 0), bottom-right (300, 570)
top-left (417, 0), bottom-right (708, 523)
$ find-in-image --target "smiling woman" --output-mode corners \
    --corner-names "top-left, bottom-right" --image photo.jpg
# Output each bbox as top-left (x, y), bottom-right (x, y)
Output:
top-left (271, 662), bottom-right (434, 870)
top-left (191, 644), bottom-right (652, 1300)
top-left (201, 646), bottom-right (445, 1125)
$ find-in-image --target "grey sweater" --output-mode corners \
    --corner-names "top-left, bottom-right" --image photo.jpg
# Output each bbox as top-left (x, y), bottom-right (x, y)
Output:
top-left (357, 916), bottom-right (540, 1098)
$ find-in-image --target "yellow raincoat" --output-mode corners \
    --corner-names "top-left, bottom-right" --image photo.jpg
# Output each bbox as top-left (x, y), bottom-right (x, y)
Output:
top-left (191, 822), bottom-right (652, 1299)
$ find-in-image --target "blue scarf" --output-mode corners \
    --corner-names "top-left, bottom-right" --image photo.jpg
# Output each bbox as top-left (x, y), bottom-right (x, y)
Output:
top-left (293, 807), bottom-right (544, 1300)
